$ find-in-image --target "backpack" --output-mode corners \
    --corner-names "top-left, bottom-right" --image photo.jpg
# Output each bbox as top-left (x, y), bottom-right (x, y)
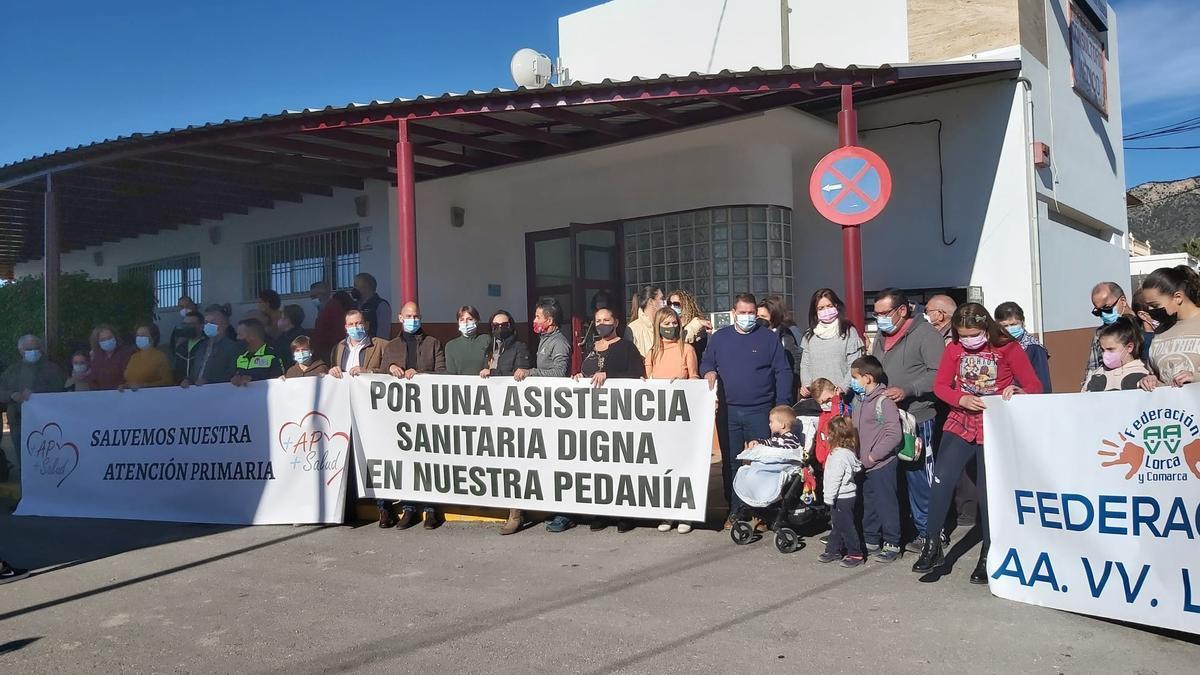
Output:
top-left (874, 396), bottom-right (923, 462)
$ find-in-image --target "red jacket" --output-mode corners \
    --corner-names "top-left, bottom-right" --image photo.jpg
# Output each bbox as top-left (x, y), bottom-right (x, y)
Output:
top-left (934, 340), bottom-right (1043, 444)
top-left (85, 344), bottom-right (134, 391)
top-left (311, 298), bottom-right (351, 363)
top-left (813, 393), bottom-right (845, 467)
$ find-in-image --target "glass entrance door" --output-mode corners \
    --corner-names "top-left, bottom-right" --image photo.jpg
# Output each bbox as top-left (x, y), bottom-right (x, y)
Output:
top-left (524, 222), bottom-right (624, 373)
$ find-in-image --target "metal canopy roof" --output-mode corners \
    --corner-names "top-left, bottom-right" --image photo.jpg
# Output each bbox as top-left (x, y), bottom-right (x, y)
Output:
top-left (0, 60), bottom-right (1020, 275)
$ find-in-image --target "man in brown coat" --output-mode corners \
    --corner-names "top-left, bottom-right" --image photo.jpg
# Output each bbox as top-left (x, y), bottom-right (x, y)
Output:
top-left (329, 310), bottom-right (388, 378)
top-left (379, 301), bottom-right (446, 530)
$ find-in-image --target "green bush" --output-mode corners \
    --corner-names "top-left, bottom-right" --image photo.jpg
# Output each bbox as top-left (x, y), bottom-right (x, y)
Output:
top-left (0, 273), bottom-right (156, 363)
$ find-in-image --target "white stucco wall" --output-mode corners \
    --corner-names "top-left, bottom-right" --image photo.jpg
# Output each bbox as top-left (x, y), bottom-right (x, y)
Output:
top-left (558, 0), bottom-right (908, 83)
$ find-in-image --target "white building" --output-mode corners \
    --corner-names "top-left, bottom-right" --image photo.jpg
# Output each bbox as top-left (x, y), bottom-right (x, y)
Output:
top-left (0, 0), bottom-right (1128, 392)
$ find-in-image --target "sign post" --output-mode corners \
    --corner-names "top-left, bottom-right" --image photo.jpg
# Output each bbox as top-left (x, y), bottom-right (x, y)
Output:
top-left (809, 86), bottom-right (893, 333)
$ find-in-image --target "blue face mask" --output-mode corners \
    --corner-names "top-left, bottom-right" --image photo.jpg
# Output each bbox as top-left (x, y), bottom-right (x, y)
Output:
top-left (23, 349), bottom-right (41, 364)
top-left (735, 314), bottom-right (757, 331)
top-left (848, 378), bottom-right (866, 396)
top-left (1006, 325), bottom-right (1025, 339)
top-left (347, 326), bottom-right (367, 342)
top-left (203, 323), bottom-right (220, 338)
top-left (403, 318), bottom-right (421, 334)
top-left (99, 338), bottom-right (118, 352)
top-left (876, 316), bottom-right (896, 334)
top-left (1099, 307), bottom-right (1120, 325)
top-left (135, 336), bottom-right (152, 350)
top-left (294, 350), bottom-right (312, 365)
top-left (671, 306), bottom-right (682, 316)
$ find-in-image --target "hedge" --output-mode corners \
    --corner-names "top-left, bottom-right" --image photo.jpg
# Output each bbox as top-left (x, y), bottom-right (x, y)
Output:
top-left (0, 273), bottom-right (156, 364)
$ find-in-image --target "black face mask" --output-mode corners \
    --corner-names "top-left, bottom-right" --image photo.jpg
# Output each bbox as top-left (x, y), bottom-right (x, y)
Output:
top-left (493, 325), bottom-right (514, 341)
top-left (755, 318), bottom-right (771, 330)
top-left (596, 323), bottom-right (616, 338)
top-left (179, 325), bottom-right (199, 339)
top-left (1148, 307), bottom-right (1177, 333)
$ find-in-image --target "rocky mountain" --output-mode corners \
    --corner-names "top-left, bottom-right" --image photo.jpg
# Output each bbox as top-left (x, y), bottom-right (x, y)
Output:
top-left (1127, 176), bottom-right (1200, 252)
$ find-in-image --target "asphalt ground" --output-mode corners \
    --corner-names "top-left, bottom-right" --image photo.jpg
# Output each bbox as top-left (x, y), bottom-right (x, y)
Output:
top-left (1, 509), bottom-right (1198, 674)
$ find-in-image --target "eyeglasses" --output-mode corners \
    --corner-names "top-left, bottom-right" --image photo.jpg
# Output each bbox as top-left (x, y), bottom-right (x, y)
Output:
top-left (668, 301), bottom-right (683, 308)
top-left (491, 323), bottom-right (510, 329)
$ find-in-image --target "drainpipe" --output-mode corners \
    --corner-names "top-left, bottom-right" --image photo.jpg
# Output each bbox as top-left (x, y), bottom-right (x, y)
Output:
top-left (1017, 77), bottom-right (1044, 339)
top-left (779, 0), bottom-right (790, 68)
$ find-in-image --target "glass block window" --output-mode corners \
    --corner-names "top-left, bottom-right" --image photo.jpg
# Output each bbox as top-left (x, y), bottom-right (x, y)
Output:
top-left (247, 225), bottom-right (359, 299)
top-left (624, 206), bottom-right (792, 313)
top-left (120, 254), bottom-right (202, 309)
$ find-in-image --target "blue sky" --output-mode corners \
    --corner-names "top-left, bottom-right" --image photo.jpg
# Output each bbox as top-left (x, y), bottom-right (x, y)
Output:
top-left (0, 0), bottom-right (1195, 188)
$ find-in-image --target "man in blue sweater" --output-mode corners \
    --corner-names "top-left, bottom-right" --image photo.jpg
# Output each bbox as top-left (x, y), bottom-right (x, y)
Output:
top-left (701, 293), bottom-right (793, 526)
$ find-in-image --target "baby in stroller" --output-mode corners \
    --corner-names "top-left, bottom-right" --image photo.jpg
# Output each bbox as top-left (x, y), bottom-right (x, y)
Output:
top-left (730, 405), bottom-right (820, 553)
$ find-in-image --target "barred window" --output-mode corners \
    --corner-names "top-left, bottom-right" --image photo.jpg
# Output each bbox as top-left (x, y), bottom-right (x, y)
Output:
top-left (248, 225), bottom-right (360, 299)
top-left (120, 254), bottom-right (202, 309)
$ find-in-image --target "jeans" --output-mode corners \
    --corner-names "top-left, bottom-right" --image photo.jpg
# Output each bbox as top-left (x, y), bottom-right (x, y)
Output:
top-left (717, 402), bottom-right (773, 514)
top-left (927, 433), bottom-right (989, 545)
top-left (825, 496), bottom-right (862, 557)
top-left (903, 419), bottom-right (935, 537)
top-left (862, 460), bottom-right (900, 547)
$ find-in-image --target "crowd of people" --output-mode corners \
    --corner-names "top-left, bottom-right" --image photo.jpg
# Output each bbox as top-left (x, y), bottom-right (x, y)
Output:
top-left (3, 264), bottom-right (1199, 587)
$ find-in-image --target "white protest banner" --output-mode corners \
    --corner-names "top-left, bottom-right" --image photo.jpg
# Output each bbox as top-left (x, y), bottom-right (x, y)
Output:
top-left (350, 374), bottom-right (717, 520)
top-left (984, 387), bottom-right (1200, 634)
top-left (17, 377), bottom-right (351, 525)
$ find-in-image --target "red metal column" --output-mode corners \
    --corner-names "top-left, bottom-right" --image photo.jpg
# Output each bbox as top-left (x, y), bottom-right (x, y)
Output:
top-left (44, 173), bottom-right (60, 353)
top-left (396, 119), bottom-right (418, 304)
top-left (836, 85), bottom-right (865, 335)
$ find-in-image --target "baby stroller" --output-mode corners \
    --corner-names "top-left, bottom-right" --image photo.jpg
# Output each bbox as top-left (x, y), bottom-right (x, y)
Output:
top-left (729, 416), bottom-right (821, 553)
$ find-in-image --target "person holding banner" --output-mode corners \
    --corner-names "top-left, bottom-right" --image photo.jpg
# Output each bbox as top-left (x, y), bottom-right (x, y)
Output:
top-left (1083, 282), bottom-right (1131, 389)
top-left (1138, 265), bottom-right (1200, 391)
top-left (183, 308), bottom-right (241, 388)
top-left (646, 306), bottom-right (700, 533)
top-left (1082, 317), bottom-right (1149, 391)
top-left (912, 303), bottom-right (1042, 583)
top-left (231, 319), bottom-right (284, 386)
top-left (478, 309), bottom-right (533, 535)
top-left (282, 336), bottom-right (329, 378)
top-left (329, 310), bottom-right (388, 379)
top-left (122, 323), bottom-right (174, 390)
top-left (1, 334), bottom-right (66, 475)
top-left (701, 293), bottom-right (793, 529)
top-left (445, 306), bottom-right (489, 376)
top-left (83, 324), bottom-right (134, 391)
top-left (514, 298), bottom-right (570, 383)
top-left (381, 301), bottom-right (446, 530)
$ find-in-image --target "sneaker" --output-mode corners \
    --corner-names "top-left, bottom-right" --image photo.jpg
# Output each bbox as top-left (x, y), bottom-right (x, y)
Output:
top-left (874, 543), bottom-right (902, 563)
top-left (817, 552), bottom-right (841, 564)
top-left (546, 515), bottom-right (574, 533)
top-left (840, 555), bottom-right (865, 568)
top-left (0, 561), bottom-right (29, 585)
top-left (658, 521), bottom-right (673, 532)
top-left (905, 536), bottom-right (928, 554)
top-left (676, 522), bottom-right (693, 534)
top-left (864, 541), bottom-right (881, 553)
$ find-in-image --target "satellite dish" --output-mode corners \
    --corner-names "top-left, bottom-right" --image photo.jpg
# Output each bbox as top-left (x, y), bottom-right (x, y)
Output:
top-left (510, 48), bottom-right (554, 88)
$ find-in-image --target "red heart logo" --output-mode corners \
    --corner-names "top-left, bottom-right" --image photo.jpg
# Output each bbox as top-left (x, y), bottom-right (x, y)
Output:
top-left (278, 412), bottom-right (350, 485)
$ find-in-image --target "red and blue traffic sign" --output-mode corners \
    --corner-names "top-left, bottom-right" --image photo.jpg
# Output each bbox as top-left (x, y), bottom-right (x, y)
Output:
top-left (808, 146), bottom-right (893, 226)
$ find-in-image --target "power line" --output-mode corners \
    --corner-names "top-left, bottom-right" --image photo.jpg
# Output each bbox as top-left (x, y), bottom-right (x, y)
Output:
top-left (1125, 144), bottom-right (1200, 150)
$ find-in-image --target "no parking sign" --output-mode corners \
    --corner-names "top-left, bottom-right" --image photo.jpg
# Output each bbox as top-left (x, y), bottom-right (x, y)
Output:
top-left (809, 146), bottom-right (893, 226)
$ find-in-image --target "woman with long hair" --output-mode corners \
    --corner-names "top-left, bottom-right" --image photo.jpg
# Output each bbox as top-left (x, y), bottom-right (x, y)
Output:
top-left (757, 297), bottom-right (802, 400)
top-left (644, 306), bottom-right (700, 533)
top-left (911, 303), bottom-right (1042, 584)
top-left (627, 285), bottom-right (664, 357)
top-left (1138, 265), bottom-right (1200, 390)
top-left (480, 309), bottom-right (531, 535)
top-left (666, 288), bottom-right (711, 362)
top-left (798, 288), bottom-right (864, 398)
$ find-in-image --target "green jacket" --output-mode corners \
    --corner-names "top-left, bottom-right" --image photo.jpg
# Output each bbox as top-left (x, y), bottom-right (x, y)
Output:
top-left (445, 334), bottom-right (489, 375)
top-left (1, 358), bottom-right (68, 421)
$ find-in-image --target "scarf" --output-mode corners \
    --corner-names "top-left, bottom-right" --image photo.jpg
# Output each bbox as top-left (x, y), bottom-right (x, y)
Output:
top-left (813, 320), bottom-right (840, 340)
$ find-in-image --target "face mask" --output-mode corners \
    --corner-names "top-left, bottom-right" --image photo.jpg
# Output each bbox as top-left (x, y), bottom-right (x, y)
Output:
top-left (23, 349), bottom-right (40, 364)
top-left (459, 321), bottom-right (477, 337)
top-left (1099, 307), bottom-right (1120, 326)
top-left (294, 350), bottom-right (312, 365)
top-left (755, 318), bottom-right (771, 330)
top-left (1147, 307), bottom-right (1175, 333)
top-left (596, 324), bottom-right (616, 338)
top-left (402, 318), bottom-right (421, 334)
top-left (848, 378), bottom-right (866, 396)
top-left (73, 362), bottom-right (88, 374)
top-left (347, 326), bottom-right (367, 342)
top-left (659, 325), bottom-right (680, 340)
top-left (493, 325), bottom-right (514, 340)
top-left (180, 308), bottom-right (189, 318)
top-left (135, 336), bottom-right (152, 350)
top-left (671, 306), bottom-right (682, 316)
top-left (960, 334), bottom-right (989, 351)
top-left (1101, 350), bottom-right (1124, 370)
top-left (817, 307), bottom-right (839, 324)
top-left (820, 401), bottom-right (833, 412)
top-left (203, 323), bottom-right (220, 338)
top-left (179, 325), bottom-right (198, 339)
top-left (532, 319), bottom-right (548, 335)
top-left (876, 316), bottom-right (896, 334)
top-left (1006, 325), bottom-right (1025, 339)
top-left (99, 338), bottom-right (117, 352)
top-left (735, 314), bottom-right (757, 331)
